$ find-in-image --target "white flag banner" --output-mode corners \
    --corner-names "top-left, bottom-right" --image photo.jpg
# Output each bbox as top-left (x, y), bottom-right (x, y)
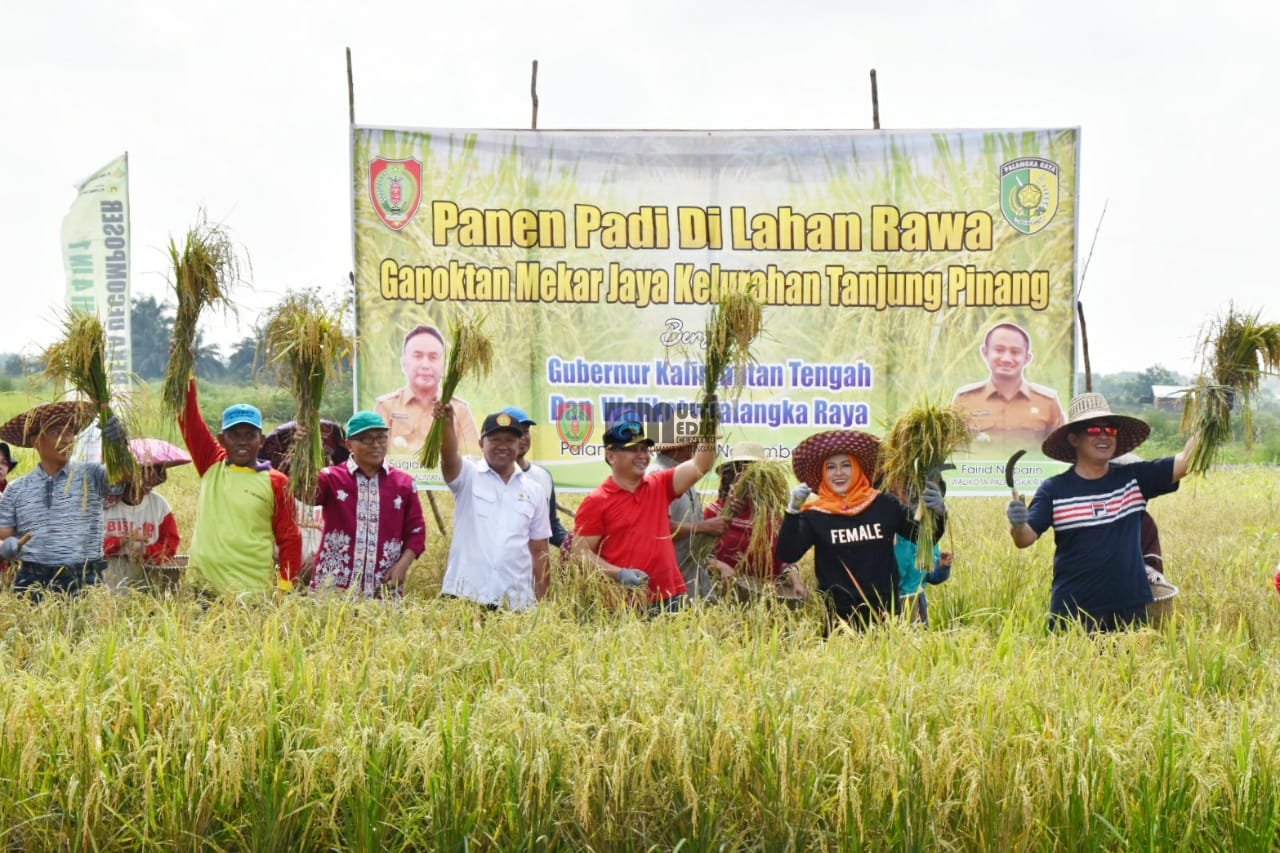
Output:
top-left (61, 153), bottom-right (131, 395)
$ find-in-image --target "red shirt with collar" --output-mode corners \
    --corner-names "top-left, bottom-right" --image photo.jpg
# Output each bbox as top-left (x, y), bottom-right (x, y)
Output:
top-left (575, 466), bottom-right (686, 601)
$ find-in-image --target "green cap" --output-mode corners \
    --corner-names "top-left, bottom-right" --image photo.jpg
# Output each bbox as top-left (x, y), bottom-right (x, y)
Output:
top-left (345, 410), bottom-right (388, 438)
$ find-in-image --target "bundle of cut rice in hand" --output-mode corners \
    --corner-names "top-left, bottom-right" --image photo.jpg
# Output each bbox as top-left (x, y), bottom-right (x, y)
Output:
top-left (719, 459), bottom-right (790, 570)
top-left (42, 310), bottom-right (137, 485)
top-left (420, 312), bottom-right (494, 469)
top-left (879, 402), bottom-right (971, 568)
top-left (261, 292), bottom-right (354, 505)
top-left (161, 217), bottom-right (242, 417)
top-left (698, 289), bottom-right (764, 443)
top-left (1182, 305), bottom-right (1280, 475)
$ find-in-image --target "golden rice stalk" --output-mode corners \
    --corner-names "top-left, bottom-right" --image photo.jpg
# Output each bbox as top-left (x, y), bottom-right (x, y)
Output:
top-left (878, 401), bottom-right (970, 568)
top-left (421, 313), bottom-right (494, 468)
top-left (261, 292), bottom-right (354, 505)
top-left (1181, 305), bottom-right (1280, 475)
top-left (42, 310), bottom-right (137, 485)
top-left (699, 289), bottom-right (764, 442)
top-left (720, 459), bottom-right (790, 571)
top-left (161, 217), bottom-right (243, 417)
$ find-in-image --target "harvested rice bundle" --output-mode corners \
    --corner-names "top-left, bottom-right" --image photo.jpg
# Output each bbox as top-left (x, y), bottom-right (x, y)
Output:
top-left (42, 310), bottom-right (136, 485)
top-left (1182, 306), bottom-right (1280, 475)
top-left (718, 458), bottom-right (790, 570)
top-left (161, 218), bottom-right (242, 417)
top-left (879, 402), bottom-right (970, 568)
top-left (698, 289), bottom-right (764, 442)
top-left (261, 292), bottom-right (354, 505)
top-left (421, 313), bottom-right (494, 469)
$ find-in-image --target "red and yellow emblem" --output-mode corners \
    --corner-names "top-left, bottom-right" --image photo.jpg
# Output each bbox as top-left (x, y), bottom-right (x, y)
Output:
top-left (369, 158), bottom-right (423, 231)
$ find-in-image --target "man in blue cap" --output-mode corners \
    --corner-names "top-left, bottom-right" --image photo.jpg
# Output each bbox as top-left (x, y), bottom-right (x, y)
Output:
top-left (178, 377), bottom-right (301, 595)
top-left (500, 406), bottom-right (567, 548)
top-left (309, 411), bottom-right (426, 596)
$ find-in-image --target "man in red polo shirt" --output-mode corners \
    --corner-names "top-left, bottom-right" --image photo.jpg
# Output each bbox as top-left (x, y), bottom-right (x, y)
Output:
top-left (572, 419), bottom-right (716, 613)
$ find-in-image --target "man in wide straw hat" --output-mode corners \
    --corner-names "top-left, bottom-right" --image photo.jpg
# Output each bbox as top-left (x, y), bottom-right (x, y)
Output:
top-left (1007, 391), bottom-right (1196, 631)
top-left (777, 429), bottom-right (946, 629)
top-left (0, 401), bottom-right (126, 596)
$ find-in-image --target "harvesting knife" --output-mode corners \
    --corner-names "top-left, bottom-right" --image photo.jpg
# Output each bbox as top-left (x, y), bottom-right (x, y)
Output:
top-left (1005, 449), bottom-right (1026, 502)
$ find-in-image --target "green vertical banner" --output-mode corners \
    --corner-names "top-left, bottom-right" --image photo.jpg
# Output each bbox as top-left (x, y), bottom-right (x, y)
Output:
top-left (61, 153), bottom-right (132, 395)
top-left (352, 129), bottom-right (1078, 494)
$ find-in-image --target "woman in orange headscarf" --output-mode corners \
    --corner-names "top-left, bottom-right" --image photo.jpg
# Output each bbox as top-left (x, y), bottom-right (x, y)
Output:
top-left (776, 429), bottom-right (945, 628)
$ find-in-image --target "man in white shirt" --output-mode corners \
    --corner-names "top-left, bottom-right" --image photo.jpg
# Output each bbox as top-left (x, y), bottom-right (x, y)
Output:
top-left (436, 403), bottom-right (551, 610)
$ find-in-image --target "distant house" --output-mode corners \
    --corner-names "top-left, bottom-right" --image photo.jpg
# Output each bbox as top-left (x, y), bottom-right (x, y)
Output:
top-left (1152, 384), bottom-right (1194, 412)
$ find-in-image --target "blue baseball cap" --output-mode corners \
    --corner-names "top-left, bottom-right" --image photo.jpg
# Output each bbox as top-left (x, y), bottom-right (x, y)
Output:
top-left (221, 403), bottom-right (264, 432)
top-left (500, 406), bottom-right (536, 426)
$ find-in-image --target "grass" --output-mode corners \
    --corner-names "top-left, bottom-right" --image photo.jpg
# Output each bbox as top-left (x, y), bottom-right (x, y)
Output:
top-left (1, 401), bottom-right (1280, 847)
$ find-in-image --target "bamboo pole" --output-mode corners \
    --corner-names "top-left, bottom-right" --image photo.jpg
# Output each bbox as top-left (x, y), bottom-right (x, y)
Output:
top-left (346, 47), bottom-right (355, 125)
top-left (1075, 201), bottom-right (1108, 393)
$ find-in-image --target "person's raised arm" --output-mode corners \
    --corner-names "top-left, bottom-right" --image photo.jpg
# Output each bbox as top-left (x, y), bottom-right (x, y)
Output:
top-left (433, 400), bottom-right (462, 485)
top-left (1172, 431), bottom-right (1198, 482)
top-left (177, 377), bottom-right (225, 475)
top-left (672, 438), bottom-right (716, 496)
top-left (1007, 496), bottom-right (1040, 548)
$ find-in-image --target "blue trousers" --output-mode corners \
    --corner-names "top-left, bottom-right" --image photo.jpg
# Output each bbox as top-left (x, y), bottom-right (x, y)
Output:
top-left (13, 560), bottom-right (107, 599)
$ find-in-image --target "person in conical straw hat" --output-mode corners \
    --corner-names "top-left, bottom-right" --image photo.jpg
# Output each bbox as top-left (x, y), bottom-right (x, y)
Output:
top-left (1007, 391), bottom-right (1197, 632)
top-left (649, 433), bottom-right (728, 602)
top-left (777, 429), bottom-right (946, 630)
top-left (0, 400), bottom-right (127, 597)
top-left (101, 438), bottom-right (190, 591)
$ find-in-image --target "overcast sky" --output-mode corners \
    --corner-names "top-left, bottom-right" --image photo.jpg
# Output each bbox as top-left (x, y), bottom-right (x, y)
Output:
top-left (3, 0), bottom-right (1275, 377)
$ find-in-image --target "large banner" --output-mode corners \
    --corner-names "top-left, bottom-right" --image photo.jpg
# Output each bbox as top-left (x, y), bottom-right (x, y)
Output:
top-left (352, 129), bottom-right (1078, 494)
top-left (61, 153), bottom-right (131, 395)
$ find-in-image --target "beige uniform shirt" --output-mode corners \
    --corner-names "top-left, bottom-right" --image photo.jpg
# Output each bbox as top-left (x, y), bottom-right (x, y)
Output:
top-left (374, 388), bottom-right (482, 458)
top-left (951, 379), bottom-right (1066, 445)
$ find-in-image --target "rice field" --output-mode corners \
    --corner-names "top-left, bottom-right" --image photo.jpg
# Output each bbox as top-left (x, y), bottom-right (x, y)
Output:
top-left (2, 401), bottom-right (1279, 850)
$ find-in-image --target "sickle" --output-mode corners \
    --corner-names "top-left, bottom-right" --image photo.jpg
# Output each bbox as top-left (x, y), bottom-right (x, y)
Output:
top-left (1005, 449), bottom-right (1026, 501)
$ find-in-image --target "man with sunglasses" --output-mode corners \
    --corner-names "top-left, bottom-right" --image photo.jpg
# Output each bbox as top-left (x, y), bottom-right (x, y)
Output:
top-left (1007, 392), bottom-right (1195, 631)
top-left (572, 418), bottom-right (717, 614)
top-left (310, 411), bottom-right (426, 597)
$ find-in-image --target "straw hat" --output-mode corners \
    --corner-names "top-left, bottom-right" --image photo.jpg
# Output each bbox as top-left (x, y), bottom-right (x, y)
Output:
top-left (128, 438), bottom-right (192, 469)
top-left (718, 440), bottom-right (767, 471)
top-left (0, 401), bottom-right (95, 448)
top-left (1041, 392), bottom-right (1150, 463)
top-left (791, 429), bottom-right (881, 491)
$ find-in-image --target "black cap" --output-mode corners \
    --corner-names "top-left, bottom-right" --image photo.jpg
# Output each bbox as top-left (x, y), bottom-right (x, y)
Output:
top-left (481, 411), bottom-right (525, 438)
top-left (601, 420), bottom-right (654, 450)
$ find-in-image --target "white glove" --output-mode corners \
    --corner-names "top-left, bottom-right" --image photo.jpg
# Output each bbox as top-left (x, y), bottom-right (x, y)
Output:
top-left (0, 536), bottom-right (23, 561)
top-left (617, 568), bottom-right (649, 589)
top-left (787, 484), bottom-right (812, 514)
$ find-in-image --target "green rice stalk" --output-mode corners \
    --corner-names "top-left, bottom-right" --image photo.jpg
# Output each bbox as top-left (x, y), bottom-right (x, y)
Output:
top-left (1182, 306), bottom-right (1280, 475)
top-left (261, 292), bottom-right (354, 505)
top-left (42, 310), bottom-right (137, 485)
top-left (878, 401), bottom-right (971, 568)
top-left (161, 217), bottom-right (242, 417)
top-left (420, 313), bottom-right (494, 468)
top-left (698, 290), bottom-right (764, 442)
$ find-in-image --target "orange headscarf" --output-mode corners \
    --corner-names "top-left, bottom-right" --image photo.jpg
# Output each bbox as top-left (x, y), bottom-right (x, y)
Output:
top-left (805, 454), bottom-right (879, 516)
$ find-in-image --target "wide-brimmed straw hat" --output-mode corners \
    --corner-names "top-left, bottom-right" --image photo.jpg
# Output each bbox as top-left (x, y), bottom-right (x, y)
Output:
top-left (718, 440), bottom-right (767, 471)
top-left (1041, 392), bottom-right (1150, 463)
top-left (0, 401), bottom-right (95, 448)
top-left (129, 438), bottom-right (192, 469)
top-left (791, 429), bottom-right (881, 491)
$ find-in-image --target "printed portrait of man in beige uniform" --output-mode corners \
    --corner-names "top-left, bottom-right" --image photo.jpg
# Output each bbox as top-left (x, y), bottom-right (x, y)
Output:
top-left (951, 322), bottom-right (1066, 447)
top-left (375, 324), bottom-right (481, 457)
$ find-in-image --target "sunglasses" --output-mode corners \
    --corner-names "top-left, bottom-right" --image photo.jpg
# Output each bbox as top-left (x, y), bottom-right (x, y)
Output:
top-left (1081, 424), bottom-right (1118, 437)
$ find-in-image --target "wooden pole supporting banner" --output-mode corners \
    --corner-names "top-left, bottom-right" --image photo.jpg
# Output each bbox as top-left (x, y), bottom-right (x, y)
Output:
top-left (870, 68), bottom-right (880, 129)
top-left (1075, 201), bottom-right (1108, 393)
top-left (346, 47), bottom-right (355, 125)
top-left (531, 60), bottom-right (540, 130)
